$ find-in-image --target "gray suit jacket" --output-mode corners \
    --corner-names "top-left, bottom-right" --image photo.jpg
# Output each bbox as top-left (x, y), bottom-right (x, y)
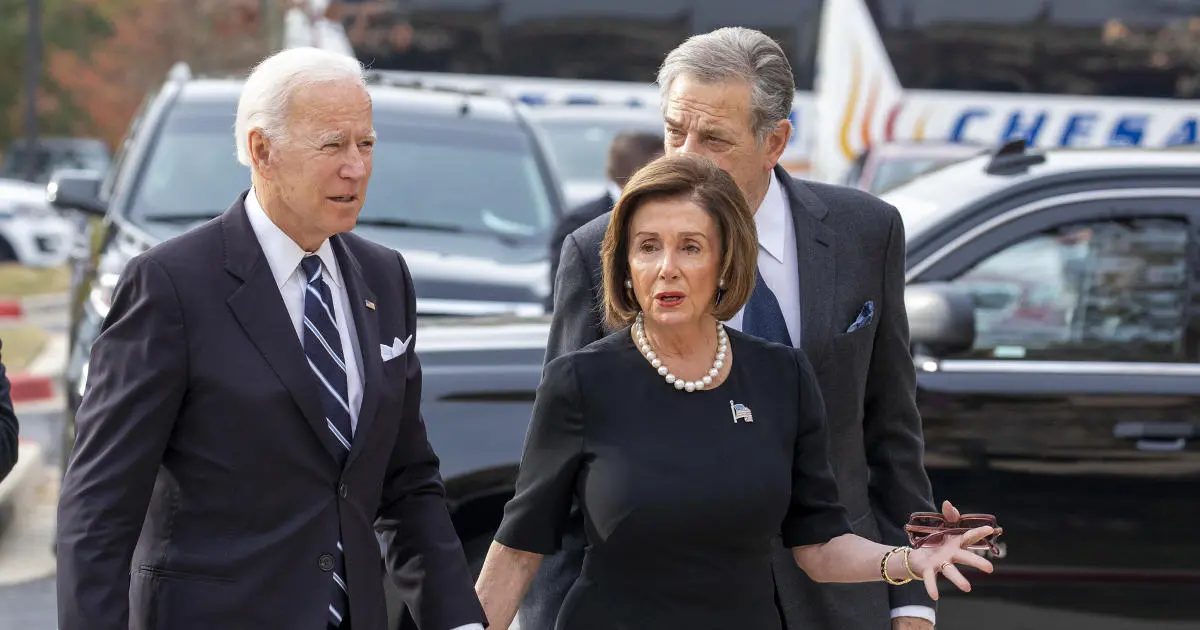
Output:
top-left (535, 166), bottom-right (937, 629)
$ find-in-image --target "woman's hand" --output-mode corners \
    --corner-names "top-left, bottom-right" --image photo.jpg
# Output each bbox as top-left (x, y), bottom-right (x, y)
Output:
top-left (907, 519), bottom-right (996, 600)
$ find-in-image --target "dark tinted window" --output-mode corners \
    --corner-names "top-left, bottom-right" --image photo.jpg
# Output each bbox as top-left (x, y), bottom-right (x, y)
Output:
top-left (128, 99), bottom-right (556, 234)
top-left (951, 217), bottom-right (1191, 362)
top-left (349, 0), bottom-right (824, 90)
top-left (0, 140), bottom-right (110, 183)
top-left (873, 0), bottom-right (1200, 98)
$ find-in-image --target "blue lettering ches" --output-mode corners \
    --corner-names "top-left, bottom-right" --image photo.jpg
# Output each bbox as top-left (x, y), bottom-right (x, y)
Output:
top-left (1109, 116), bottom-right (1148, 146)
top-left (1164, 118), bottom-right (1198, 146)
top-left (950, 108), bottom-right (989, 142)
top-left (1060, 113), bottom-right (1098, 146)
top-left (1002, 111), bottom-right (1047, 146)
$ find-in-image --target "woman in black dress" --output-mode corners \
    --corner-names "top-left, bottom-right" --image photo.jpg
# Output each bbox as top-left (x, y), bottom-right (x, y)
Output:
top-left (475, 154), bottom-right (995, 629)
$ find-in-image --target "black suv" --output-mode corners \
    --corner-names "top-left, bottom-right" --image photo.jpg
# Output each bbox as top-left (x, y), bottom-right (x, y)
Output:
top-left (49, 61), bottom-right (564, 456)
top-left (403, 142), bottom-right (1200, 628)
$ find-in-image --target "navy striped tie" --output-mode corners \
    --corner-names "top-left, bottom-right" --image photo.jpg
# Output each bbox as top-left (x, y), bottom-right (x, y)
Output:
top-left (300, 255), bottom-right (352, 629)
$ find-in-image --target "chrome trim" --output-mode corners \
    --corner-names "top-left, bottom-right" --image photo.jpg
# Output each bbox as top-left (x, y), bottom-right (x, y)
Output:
top-left (416, 298), bottom-right (545, 318)
top-left (416, 320), bottom-right (551, 353)
top-left (934, 359), bottom-right (1200, 377)
top-left (906, 187), bottom-right (1200, 282)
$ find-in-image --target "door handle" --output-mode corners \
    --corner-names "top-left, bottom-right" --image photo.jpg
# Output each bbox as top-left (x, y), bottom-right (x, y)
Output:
top-left (1114, 421), bottom-right (1196, 452)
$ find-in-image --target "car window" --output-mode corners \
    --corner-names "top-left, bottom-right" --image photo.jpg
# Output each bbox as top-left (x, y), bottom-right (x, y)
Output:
top-left (950, 217), bottom-right (1191, 362)
top-left (869, 157), bottom-right (952, 194)
top-left (535, 118), bottom-right (662, 181)
top-left (128, 101), bottom-right (556, 235)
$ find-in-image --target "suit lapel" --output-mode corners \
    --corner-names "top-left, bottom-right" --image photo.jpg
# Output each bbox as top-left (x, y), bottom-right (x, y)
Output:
top-left (221, 194), bottom-right (344, 464)
top-left (777, 166), bottom-right (837, 366)
top-left (331, 235), bottom-right (383, 470)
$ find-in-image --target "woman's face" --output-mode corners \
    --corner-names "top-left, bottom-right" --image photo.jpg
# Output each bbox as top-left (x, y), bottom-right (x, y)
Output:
top-left (626, 196), bottom-right (722, 328)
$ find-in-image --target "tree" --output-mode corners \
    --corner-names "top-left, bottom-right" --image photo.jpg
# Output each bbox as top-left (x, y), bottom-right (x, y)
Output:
top-left (0, 0), bottom-right (110, 150)
top-left (0, 0), bottom-right (283, 154)
top-left (49, 0), bottom-right (280, 149)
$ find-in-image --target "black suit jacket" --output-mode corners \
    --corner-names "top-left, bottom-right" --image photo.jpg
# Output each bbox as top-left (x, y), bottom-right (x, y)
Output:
top-left (541, 166), bottom-right (937, 628)
top-left (56, 194), bottom-right (487, 630)
top-left (0, 339), bottom-right (17, 481)
top-left (546, 192), bottom-right (614, 307)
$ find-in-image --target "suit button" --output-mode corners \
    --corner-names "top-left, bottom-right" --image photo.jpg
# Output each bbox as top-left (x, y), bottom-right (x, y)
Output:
top-left (318, 554), bottom-right (335, 571)
top-left (338, 483), bottom-right (348, 498)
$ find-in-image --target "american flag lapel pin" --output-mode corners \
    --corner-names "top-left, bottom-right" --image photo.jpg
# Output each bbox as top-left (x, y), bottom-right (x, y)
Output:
top-left (365, 299), bottom-right (376, 311)
top-left (730, 400), bottom-right (753, 424)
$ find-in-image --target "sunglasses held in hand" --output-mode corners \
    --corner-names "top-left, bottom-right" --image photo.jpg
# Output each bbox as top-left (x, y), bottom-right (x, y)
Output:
top-left (905, 512), bottom-right (1004, 554)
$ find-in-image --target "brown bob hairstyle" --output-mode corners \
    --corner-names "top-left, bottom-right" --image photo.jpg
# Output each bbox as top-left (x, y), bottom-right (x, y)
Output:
top-left (600, 152), bottom-right (759, 330)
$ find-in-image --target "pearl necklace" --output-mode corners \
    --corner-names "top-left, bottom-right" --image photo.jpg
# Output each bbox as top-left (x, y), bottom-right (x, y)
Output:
top-left (633, 311), bottom-right (727, 392)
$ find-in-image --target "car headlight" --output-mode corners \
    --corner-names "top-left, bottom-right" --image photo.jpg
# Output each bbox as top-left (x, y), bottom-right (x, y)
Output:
top-left (88, 241), bottom-right (138, 319)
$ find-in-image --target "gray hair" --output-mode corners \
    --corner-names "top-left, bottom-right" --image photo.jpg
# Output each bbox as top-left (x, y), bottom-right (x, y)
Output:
top-left (235, 47), bottom-right (367, 166)
top-left (656, 27), bottom-right (795, 144)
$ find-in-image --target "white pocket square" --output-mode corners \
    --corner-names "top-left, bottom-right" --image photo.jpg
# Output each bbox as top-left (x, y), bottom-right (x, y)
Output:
top-left (380, 334), bottom-right (412, 362)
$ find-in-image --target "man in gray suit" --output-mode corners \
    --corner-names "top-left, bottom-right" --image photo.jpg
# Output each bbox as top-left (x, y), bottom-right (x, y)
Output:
top-left (523, 27), bottom-right (940, 630)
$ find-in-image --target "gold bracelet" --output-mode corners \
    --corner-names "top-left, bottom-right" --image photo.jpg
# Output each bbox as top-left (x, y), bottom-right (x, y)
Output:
top-left (880, 546), bottom-right (912, 585)
top-left (902, 546), bottom-right (923, 581)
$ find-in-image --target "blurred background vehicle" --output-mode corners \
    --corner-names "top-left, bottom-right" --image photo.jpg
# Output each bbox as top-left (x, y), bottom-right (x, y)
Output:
top-left (843, 141), bottom-right (985, 194)
top-left (521, 104), bottom-right (664, 208)
top-left (0, 177), bottom-right (73, 268)
top-left (0, 137), bottom-right (110, 185)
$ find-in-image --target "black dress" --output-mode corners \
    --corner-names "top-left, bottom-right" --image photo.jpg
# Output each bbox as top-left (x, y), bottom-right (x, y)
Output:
top-left (494, 327), bottom-right (852, 630)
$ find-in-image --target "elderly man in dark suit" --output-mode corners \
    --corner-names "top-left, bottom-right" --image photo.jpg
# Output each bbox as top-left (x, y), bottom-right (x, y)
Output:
top-left (546, 130), bottom-right (662, 307)
top-left (55, 47), bottom-right (487, 630)
top-left (0, 339), bottom-right (17, 481)
top-left (522, 27), bottom-right (942, 630)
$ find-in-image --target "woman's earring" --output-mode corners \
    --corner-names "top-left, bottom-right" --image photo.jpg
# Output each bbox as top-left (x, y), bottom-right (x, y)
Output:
top-left (719, 278), bottom-right (726, 289)
top-left (624, 279), bottom-right (633, 289)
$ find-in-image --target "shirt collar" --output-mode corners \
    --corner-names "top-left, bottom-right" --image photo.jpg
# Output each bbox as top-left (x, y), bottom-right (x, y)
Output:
top-left (244, 187), bottom-right (343, 289)
top-left (754, 172), bottom-right (788, 264)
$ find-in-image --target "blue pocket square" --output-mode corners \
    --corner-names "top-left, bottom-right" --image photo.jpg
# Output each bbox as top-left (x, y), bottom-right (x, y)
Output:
top-left (845, 300), bottom-right (875, 333)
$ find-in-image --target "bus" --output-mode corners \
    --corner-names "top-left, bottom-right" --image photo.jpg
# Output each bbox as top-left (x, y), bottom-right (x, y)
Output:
top-left (293, 0), bottom-right (1200, 182)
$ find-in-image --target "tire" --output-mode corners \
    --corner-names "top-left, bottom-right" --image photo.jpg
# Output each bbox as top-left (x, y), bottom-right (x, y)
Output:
top-left (0, 237), bottom-right (17, 262)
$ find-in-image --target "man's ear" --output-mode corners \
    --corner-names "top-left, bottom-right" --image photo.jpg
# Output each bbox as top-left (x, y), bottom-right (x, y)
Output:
top-left (248, 129), bottom-right (273, 179)
top-left (765, 118), bottom-right (792, 169)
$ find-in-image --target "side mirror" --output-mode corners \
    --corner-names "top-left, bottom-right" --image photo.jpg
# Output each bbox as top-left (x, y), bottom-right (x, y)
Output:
top-left (906, 282), bottom-right (976, 356)
top-left (46, 169), bottom-right (107, 217)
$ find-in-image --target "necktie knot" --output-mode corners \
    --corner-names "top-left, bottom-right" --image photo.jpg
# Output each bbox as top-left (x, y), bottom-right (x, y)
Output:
top-left (301, 255), bottom-right (323, 284)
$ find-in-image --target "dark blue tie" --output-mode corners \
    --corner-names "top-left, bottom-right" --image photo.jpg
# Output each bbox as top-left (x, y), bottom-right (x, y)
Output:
top-left (742, 268), bottom-right (792, 346)
top-left (300, 255), bottom-right (352, 629)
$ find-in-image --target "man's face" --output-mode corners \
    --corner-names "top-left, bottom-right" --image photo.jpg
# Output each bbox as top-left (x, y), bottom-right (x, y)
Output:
top-left (259, 80), bottom-right (375, 246)
top-left (662, 74), bottom-right (789, 210)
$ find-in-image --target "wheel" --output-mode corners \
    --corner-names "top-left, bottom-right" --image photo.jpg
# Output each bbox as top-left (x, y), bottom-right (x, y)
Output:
top-left (0, 237), bottom-right (17, 262)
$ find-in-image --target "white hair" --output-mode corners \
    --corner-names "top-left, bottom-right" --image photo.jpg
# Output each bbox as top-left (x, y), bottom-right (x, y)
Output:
top-left (235, 47), bottom-right (367, 166)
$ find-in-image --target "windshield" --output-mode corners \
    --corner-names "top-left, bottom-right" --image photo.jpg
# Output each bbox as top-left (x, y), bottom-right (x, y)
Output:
top-left (535, 118), bottom-right (663, 181)
top-left (129, 102), bottom-right (556, 236)
top-left (0, 142), bottom-right (110, 183)
top-left (870, 157), bottom-right (957, 194)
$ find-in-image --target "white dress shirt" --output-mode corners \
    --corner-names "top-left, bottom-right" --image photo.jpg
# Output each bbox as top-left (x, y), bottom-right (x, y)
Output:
top-left (245, 188), bottom-right (364, 431)
top-left (724, 171), bottom-right (801, 346)
top-left (723, 174), bottom-right (937, 626)
top-left (245, 190), bottom-right (484, 630)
